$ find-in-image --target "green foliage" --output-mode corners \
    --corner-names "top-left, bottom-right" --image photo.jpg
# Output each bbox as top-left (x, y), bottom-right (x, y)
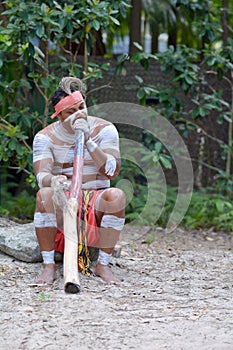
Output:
top-left (0, 0), bottom-right (131, 153)
top-left (114, 5), bottom-right (233, 231)
top-left (114, 169), bottom-right (233, 231)
top-left (1, 0), bottom-right (233, 233)
top-left (0, 0), bottom-right (130, 218)
top-left (118, 36), bottom-right (233, 194)
top-left (183, 190), bottom-right (233, 232)
top-left (158, 46), bottom-right (200, 93)
top-left (111, 147), bottom-right (170, 227)
top-left (38, 290), bottom-right (51, 301)
top-left (0, 190), bottom-right (35, 221)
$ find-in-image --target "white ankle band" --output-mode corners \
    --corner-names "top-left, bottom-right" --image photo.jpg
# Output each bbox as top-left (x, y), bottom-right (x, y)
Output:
top-left (41, 250), bottom-right (55, 264)
top-left (98, 250), bottom-right (111, 265)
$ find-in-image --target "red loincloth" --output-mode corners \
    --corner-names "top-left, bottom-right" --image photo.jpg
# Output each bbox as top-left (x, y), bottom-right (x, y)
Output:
top-left (55, 189), bottom-right (103, 253)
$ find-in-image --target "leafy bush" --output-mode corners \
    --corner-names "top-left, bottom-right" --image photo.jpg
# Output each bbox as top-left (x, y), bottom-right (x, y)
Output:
top-left (183, 190), bottom-right (233, 232)
top-left (0, 190), bottom-right (35, 222)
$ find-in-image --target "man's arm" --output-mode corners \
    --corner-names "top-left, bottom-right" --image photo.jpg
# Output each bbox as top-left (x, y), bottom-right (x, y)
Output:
top-left (33, 158), bottom-right (55, 188)
top-left (33, 133), bottom-right (55, 188)
top-left (86, 143), bottom-right (120, 179)
top-left (86, 124), bottom-right (121, 179)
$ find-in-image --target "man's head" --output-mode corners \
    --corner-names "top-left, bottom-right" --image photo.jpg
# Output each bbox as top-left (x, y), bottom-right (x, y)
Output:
top-left (50, 77), bottom-right (86, 120)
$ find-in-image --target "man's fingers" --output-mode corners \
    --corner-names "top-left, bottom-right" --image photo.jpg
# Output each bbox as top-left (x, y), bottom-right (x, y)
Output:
top-left (73, 118), bottom-right (90, 140)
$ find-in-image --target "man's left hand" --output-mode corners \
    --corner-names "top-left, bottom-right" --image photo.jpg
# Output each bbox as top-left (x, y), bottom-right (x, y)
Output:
top-left (73, 118), bottom-right (90, 141)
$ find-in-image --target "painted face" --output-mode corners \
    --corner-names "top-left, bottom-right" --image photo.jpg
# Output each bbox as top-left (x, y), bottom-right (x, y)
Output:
top-left (58, 101), bottom-right (88, 133)
top-left (59, 101), bottom-right (87, 121)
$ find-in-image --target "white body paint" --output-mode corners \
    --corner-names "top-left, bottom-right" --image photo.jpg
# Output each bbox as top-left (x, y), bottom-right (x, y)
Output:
top-left (41, 250), bottom-right (55, 264)
top-left (33, 116), bottom-right (119, 190)
top-left (101, 215), bottom-right (125, 231)
top-left (98, 250), bottom-right (112, 265)
top-left (34, 212), bottom-right (57, 228)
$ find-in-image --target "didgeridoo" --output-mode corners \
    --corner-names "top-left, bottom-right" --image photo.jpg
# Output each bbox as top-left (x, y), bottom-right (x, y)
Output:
top-left (63, 130), bottom-right (84, 293)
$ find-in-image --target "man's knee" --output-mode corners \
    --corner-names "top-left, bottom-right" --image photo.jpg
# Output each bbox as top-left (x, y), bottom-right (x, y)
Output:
top-left (36, 187), bottom-right (54, 211)
top-left (102, 188), bottom-right (125, 203)
top-left (96, 188), bottom-right (125, 216)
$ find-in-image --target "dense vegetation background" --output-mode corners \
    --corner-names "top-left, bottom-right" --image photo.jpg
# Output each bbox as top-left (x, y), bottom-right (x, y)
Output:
top-left (0, 0), bottom-right (233, 231)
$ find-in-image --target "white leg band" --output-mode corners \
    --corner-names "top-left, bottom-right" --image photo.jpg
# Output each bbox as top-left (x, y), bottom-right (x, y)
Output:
top-left (42, 250), bottom-right (55, 264)
top-left (98, 249), bottom-right (111, 265)
top-left (101, 215), bottom-right (125, 231)
top-left (34, 212), bottom-right (57, 228)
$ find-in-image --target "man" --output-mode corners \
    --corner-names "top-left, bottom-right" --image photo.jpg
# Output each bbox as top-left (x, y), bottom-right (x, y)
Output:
top-left (33, 77), bottom-right (125, 286)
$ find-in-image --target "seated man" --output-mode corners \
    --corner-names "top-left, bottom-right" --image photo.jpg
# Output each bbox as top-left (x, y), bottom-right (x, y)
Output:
top-left (33, 77), bottom-right (125, 286)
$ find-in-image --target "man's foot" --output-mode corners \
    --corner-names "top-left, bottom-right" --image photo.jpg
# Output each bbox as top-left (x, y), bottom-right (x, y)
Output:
top-left (35, 264), bottom-right (56, 285)
top-left (95, 262), bottom-right (121, 285)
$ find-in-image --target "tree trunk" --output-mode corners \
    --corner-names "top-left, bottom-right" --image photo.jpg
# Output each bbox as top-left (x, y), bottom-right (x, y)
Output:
top-left (129, 0), bottom-right (142, 55)
top-left (168, 7), bottom-right (177, 50)
top-left (168, 27), bottom-right (177, 50)
top-left (222, 0), bottom-right (229, 49)
top-left (150, 23), bottom-right (159, 53)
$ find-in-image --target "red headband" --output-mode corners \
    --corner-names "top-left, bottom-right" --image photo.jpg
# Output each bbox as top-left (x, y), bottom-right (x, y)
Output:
top-left (51, 91), bottom-right (84, 119)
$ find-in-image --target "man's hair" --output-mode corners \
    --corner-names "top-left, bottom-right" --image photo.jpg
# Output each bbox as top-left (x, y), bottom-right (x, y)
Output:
top-left (51, 87), bottom-right (76, 107)
top-left (51, 77), bottom-right (86, 107)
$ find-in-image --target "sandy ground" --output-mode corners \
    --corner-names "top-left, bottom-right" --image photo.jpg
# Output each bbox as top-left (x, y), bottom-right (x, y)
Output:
top-left (0, 225), bottom-right (233, 350)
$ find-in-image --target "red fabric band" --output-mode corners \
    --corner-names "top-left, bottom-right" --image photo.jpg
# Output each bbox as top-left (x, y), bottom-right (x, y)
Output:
top-left (51, 91), bottom-right (84, 119)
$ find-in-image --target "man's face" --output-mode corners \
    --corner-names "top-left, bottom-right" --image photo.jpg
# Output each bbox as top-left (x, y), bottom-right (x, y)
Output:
top-left (58, 100), bottom-right (87, 133)
top-left (58, 100), bottom-right (86, 122)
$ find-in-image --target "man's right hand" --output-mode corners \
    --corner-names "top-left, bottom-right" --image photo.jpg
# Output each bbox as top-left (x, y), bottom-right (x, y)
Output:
top-left (51, 175), bottom-right (69, 191)
top-left (73, 118), bottom-right (90, 142)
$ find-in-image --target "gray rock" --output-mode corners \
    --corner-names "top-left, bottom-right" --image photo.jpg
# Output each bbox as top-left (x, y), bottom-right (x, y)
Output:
top-left (0, 217), bottom-right (116, 264)
top-left (0, 217), bottom-right (98, 263)
top-left (0, 220), bottom-right (42, 262)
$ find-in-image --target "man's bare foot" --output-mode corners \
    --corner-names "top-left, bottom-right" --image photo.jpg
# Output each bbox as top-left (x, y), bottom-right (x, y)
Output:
top-left (35, 264), bottom-right (56, 285)
top-left (95, 262), bottom-right (121, 285)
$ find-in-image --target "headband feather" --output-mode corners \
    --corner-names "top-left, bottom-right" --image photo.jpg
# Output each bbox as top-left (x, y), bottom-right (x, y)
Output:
top-left (50, 77), bottom-right (86, 119)
top-left (59, 77), bottom-right (86, 97)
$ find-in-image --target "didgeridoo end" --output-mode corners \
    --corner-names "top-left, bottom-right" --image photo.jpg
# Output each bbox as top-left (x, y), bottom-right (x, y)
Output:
top-left (64, 282), bottom-right (81, 294)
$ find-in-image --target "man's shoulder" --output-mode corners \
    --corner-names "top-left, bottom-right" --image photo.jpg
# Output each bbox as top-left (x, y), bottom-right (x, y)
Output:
top-left (88, 116), bottom-right (118, 139)
top-left (88, 115), bottom-right (112, 127)
top-left (35, 122), bottom-right (58, 137)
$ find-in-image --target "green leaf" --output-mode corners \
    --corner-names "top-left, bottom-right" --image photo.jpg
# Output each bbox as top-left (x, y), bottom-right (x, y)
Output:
top-left (8, 138), bottom-right (18, 151)
top-left (140, 58), bottom-right (149, 71)
top-left (133, 42), bottom-right (143, 51)
top-left (109, 16), bottom-right (120, 26)
top-left (155, 142), bottom-right (162, 153)
top-left (41, 3), bottom-right (47, 15)
top-left (41, 77), bottom-right (49, 88)
top-left (185, 75), bottom-right (194, 85)
top-left (152, 153), bottom-right (160, 163)
top-left (20, 79), bottom-right (31, 89)
top-left (135, 75), bottom-right (144, 84)
top-left (137, 88), bottom-right (145, 100)
top-left (36, 25), bottom-right (45, 38)
top-left (160, 155), bottom-right (172, 169)
top-left (91, 19), bottom-right (100, 31)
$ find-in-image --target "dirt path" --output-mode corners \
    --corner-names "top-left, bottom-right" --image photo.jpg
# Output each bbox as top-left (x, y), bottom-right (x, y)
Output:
top-left (0, 225), bottom-right (233, 350)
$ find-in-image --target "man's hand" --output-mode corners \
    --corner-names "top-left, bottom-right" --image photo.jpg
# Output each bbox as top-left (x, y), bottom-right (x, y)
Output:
top-left (51, 175), bottom-right (69, 191)
top-left (73, 118), bottom-right (90, 142)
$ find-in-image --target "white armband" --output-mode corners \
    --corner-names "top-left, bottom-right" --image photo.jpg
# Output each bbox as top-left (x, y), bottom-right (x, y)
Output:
top-left (86, 138), bottom-right (98, 152)
top-left (36, 172), bottom-right (51, 188)
top-left (105, 154), bottom-right (117, 176)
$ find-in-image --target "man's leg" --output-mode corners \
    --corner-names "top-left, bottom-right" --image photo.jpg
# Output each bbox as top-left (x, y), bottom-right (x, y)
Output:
top-left (94, 188), bottom-right (125, 285)
top-left (34, 187), bottom-right (58, 284)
